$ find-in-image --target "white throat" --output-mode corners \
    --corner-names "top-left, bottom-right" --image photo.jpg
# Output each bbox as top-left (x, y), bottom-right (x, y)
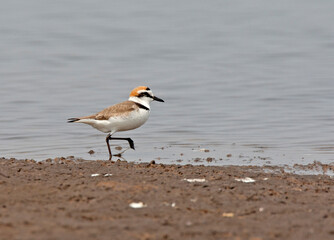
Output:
top-left (129, 96), bottom-right (151, 109)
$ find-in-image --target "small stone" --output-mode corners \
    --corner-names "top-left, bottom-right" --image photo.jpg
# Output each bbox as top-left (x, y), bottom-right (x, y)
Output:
top-left (222, 212), bottom-right (234, 217)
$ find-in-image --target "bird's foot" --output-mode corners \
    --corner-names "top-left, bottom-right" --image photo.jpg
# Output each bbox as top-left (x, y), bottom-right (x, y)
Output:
top-left (127, 138), bottom-right (135, 150)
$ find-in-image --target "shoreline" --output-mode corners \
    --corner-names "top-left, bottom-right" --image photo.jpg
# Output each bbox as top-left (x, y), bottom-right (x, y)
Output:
top-left (0, 157), bottom-right (333, 239)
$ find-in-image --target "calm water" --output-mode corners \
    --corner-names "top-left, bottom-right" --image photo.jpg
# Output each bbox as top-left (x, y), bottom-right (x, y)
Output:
top-left (1, 0), bottom-right (334, 167)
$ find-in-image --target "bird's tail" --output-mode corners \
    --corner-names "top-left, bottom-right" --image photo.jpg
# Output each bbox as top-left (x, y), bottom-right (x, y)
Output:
top-left (67, 118), bottom-right (80, 123)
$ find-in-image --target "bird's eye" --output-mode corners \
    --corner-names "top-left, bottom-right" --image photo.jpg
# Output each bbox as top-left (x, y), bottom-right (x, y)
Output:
top-left (138, 92), bottom-right (152, 98)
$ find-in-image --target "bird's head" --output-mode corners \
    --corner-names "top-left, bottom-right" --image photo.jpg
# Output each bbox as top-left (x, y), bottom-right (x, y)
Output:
top-left (129, 86), bottom-right (164, 106)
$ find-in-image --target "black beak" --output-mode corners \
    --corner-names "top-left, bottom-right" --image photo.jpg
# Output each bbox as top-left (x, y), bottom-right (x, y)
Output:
top-left (153, 96), bottom-right (164, 102)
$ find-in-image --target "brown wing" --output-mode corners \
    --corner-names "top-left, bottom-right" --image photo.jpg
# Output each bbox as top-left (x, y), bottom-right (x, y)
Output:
top-left (81, 101), bottom-right (138, 121)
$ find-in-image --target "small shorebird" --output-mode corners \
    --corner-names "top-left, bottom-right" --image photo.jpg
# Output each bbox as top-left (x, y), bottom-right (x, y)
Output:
top-left (68, 86), bottom-right (164, 160)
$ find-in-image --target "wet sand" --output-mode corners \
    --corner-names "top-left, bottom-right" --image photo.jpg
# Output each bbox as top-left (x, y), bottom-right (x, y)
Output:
top-left (0, 157), bottom-right (333, 240)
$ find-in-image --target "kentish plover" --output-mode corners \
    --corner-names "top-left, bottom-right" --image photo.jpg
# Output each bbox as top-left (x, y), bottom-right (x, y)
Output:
top-left (68, 86), bottom-right (164, 160)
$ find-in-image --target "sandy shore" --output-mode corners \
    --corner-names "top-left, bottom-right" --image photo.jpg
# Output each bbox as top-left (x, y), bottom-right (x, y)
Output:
top-left (0, 157), bottom-right (333, 240)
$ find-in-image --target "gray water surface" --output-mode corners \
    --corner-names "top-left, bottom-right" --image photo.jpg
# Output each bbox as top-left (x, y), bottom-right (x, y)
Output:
top-left (1, 0), bottom-right (334, 166)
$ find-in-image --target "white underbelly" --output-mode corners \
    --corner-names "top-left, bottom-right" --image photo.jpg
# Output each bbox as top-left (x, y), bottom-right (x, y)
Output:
top-left (110, 110), bottom-right (150, 132)
top-left (79, 109), bottom-right (150, 134)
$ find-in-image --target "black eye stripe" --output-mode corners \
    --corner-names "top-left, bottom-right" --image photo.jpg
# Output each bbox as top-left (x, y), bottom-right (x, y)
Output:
top-left (138, 92), bottom-right (152, 98)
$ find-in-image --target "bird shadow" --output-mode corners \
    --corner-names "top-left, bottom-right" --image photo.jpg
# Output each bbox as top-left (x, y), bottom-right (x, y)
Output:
top-left (112, 147), bottom-right (132, 159)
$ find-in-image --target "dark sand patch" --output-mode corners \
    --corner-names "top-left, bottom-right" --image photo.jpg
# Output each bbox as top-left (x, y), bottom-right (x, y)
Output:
top-left (0, 158), bottom-right (333, 240)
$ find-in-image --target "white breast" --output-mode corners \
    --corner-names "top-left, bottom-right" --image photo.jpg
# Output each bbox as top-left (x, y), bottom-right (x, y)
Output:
top-left (108, 108), bottom-right (150, 132)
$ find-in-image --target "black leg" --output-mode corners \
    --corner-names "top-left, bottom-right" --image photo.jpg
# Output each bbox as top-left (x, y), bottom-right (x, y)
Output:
top-left (108, 137), bottom-right (135, 150)
top-left (106, 134), bottom-right (112, 160)
top-left (106, 135), bottom-right (135, 160)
